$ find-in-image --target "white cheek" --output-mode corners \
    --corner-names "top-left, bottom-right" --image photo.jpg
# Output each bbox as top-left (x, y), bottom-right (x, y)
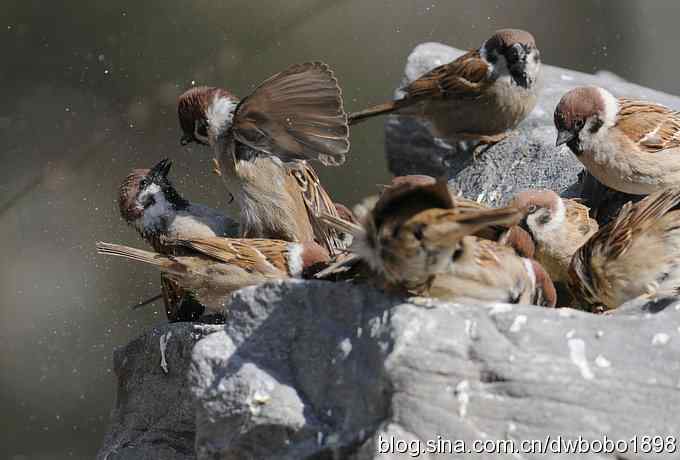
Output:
top-left (206, 96), bottom-right (237, 137)
top-left (139, 184), bottom-right (172, 228)
top-left (596, 87), bottom-right (619, 127)
top-left (579, 117), bottom-right (605, 146)
top-left (525, 52), bottom-right (541, 80)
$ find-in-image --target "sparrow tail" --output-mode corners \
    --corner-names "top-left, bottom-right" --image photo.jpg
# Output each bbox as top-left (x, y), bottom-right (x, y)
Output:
top-left (348, 100), bottom-right (407, 125)
top-left (96, 242), bottom-right (179, 271)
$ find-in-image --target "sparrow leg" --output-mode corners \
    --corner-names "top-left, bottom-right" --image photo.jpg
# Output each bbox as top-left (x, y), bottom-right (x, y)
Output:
top-left (454, 131), bottom-right (511, 160)
top-left (212, 158), bottom-right (222, 177)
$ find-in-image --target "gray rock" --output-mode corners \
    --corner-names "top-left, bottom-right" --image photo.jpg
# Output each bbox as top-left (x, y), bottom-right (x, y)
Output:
top-left (385, 42), bottom-right (680, 209)
top-left (97, 322), bottom-right (222, 460)
top-left (100, 281), bottom-right (680, 459)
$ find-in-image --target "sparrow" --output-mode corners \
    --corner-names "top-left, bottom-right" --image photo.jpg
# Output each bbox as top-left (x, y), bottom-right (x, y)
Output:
top-left (349, 29), bottom-right (541, 147)
top-left (569, 186), bottom-right (680, 312)
top-left (555, 85), bottom-right (680, 195)
top-left (97, 238), bottom-right (329, 314)
top-left (118, 158), bottom-right (239, 321)
top-left (177, 62), bottom-right (350, 255)
top-left (510, 189), bottom-right (598, 283)
top-left (320, 181), bottom-right (555, 306)
top-left (423, 236), bottom-right (556, 307)
top-left (359, 175), bottom-right (536, 257)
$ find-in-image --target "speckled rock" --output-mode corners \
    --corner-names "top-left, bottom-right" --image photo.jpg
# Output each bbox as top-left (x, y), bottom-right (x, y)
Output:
top-left (385, 42), bottom-right (680, 210)
top-left (97, 322), bottom-right (221, 460)
top-left (100, 281), bottom-right (680, 459)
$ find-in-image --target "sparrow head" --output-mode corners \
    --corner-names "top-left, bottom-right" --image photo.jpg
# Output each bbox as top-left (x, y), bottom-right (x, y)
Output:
top-left (177, 86), bottom-right (239, 146)
top-left (355, 176), bottom-right (452, 277)
top-left (483, 29), bottom-right (540, 88)
top-left (511, 189), bottom-right (565, 239)
top-left (118, 159), bottom-right (188, 231)
top-left (554, 86), bottom-right (619, 153)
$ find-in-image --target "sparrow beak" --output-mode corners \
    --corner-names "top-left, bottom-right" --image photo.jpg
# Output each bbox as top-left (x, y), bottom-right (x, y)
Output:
top-left (149, 158), bottom-right (172, 181)
top-left (555, 130), bottom-right (576, 147)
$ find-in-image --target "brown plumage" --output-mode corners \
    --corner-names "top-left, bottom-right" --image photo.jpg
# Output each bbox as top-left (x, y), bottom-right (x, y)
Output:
top-left (615, 98), bottom-right (680, 152)
top-left (555, 86), bottom-right (680, 195)
top-left (348, 29), bottom-right (541, 146)
top-left (511, 189), bottom-right (598, 283)
top-left (117, 159), bottom-right (238, 321)
top-left (231, 62), bottom-right (349, 166)
top-left (177, 62), bottom-right (350, 255)
top-left (375, 175), bottom-right (535, 257)
top-left (422, 236), bottom-right (556, 307)
top-left (97, 238), bottom-right (329, 314)
top-left (569, 187), bottom-right (680, 312)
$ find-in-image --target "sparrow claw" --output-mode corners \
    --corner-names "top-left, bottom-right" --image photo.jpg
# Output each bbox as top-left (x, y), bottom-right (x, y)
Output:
top-left (212, 158), bottom-right (222, 177)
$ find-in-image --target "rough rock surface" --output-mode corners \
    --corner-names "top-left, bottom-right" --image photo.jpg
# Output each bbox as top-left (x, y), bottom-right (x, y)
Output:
top-left (385, 42), bottom-right (680, 212)
top-left (97, 323), bottom-right (221, 460)
top-left (100, 281), bottom-right (680, 460)
top-left (99, 45), bottom-right (680, 460)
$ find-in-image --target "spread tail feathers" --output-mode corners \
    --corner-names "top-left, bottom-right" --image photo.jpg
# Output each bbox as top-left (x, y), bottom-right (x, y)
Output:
top-left (348, 100), bottom-right (407, 125)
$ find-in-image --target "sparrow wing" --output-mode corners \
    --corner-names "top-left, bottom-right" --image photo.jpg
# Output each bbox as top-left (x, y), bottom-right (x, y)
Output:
top-left (372, 177), bottom-right (454, 229)
top-left (590, 187), bottom-right (680, 262)
top-left (288, 162), bottom-right (347, 254)
top-left (161, 274), bottom-right (186, 321)
top-left (616, 98), bottom-right (680, 152)
top-left (404, 49), bottom-right (490, 100)
top-left (231, 62), bottom-right (350, 166)
top-left (172, 237), bottom-right (290, 274)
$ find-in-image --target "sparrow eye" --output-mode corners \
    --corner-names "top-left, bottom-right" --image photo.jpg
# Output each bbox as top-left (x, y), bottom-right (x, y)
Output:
top-left (140, 178), bottom-right (149, 189)
top-left (527, 205), bottom-right (537, 214)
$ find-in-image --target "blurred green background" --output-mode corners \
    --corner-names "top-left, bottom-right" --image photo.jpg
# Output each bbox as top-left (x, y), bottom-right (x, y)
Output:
top-left (2, 0), bottom-right (679, 458)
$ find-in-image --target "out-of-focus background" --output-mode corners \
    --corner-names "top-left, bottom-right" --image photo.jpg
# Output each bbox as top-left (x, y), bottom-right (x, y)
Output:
top-left (2, 0), bottom-right (679, 458)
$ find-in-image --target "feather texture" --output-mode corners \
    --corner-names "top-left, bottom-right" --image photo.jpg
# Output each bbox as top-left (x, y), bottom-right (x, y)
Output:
top-left (232, 62), bottom-right (350, 166)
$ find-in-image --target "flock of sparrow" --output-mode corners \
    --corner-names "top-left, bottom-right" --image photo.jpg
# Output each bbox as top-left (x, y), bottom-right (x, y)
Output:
top-left (97, 28), bottom-right (680, 321)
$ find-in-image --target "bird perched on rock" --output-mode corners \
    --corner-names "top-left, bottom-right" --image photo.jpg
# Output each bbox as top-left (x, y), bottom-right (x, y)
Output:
top-left (570, 187), bottom-right (680, 312)
top-left (118, 158), bottom-right (239, 321)
top-left (97, 238), bottom-right (329, 315)
top-left (320, 177), bottom-right (556, 306)
top-left (353, 175), bottom-right (536, 257)
top-left (555, 86), bottom-right (680, 195)
top-left (177, 62), bottom-right (351, 254)
top-left (349, 29), bottom-right (541, 148)
top-left (510, 189), bottom-right (598, 284)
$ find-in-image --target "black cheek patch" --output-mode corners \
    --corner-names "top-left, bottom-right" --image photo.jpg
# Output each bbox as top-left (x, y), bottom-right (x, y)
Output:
top-left (412, 223), bottom-right (425, 241)
top-left (589, 117), bottom-right (604, 134)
